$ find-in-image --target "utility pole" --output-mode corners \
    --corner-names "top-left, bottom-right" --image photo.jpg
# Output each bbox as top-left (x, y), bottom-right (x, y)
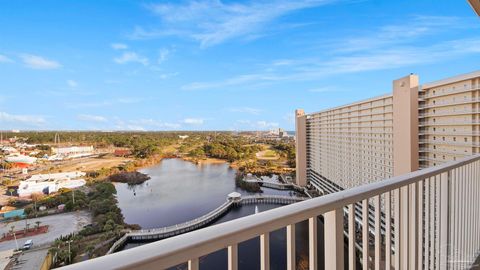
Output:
top-left (13, 232), bottom-right (19, 251)
top-left (67, 240), bottom-right (73, 264)
top-left (72, 190), bottom-right (75, 204)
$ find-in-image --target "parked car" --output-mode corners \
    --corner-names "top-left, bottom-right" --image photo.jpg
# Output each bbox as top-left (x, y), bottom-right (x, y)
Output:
top-left (22, 239), bottom-right (33, 250)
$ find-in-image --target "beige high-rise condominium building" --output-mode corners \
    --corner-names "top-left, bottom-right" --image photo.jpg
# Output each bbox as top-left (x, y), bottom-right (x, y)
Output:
top-left (296, 70), bottom-right (480, 193)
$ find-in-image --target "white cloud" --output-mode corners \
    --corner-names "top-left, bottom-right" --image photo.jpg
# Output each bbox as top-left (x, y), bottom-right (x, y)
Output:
top-left (177, 14), bottom-right (480, 90)
top-left (307, 86), bottom-right (338, 93)
top-left (256, 121), bottom-right (278, 128)
top-left (235, 119), bottom-right (279, 130)
top-left (111, 43), bottom-right (128, 50)
top-left (113, 118), bottom-right (181, 131)
top-left (181, 37), bottom-right (480, 90)
top-left (133, 0), bottom-right (335, 47)
top-left (158, 48), bottom-right (170, 64)
top-left (20, 54), bottom-right (61, 69)
top-left (0, 111), bottom-right (46, 126)
top-left (229, 107), bottom-right (261, 115)
top-left (65, 97), bottom-right (143, 109)
top-left (67, 80), bottom-right (78, 88)
top-left (0, 54), bottom-right (13, 63)
top-left (114, 52), bottom-right (149, 65)
top-left (183, 118), bottom-right (204, 125)
top-left (77, 114), bottom-right (107, 123)
top-left (158, 72), bottom-right (179, 80)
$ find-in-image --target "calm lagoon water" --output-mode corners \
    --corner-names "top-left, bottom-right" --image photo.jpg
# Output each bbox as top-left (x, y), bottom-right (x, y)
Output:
top-left (115, 158), bottom-right (354, 269)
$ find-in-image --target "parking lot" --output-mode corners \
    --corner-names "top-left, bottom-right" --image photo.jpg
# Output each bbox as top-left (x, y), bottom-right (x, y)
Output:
top-left (0, 211), bottom-right (91, 252)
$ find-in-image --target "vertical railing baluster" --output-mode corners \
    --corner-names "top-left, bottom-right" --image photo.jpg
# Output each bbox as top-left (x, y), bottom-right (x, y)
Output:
top-left (435, 175), bottom-right (441, 270)
top-left (394, 188), bottom-right (400, 270)
top-left (470, 163), bottom-right (475, 264)
top-left (349, 204), bottom-right (356, 270)
top-left (362, 199), bottom-right (369, 270)
top-left (439, 171), bottom-right (449, 270)
top-left (309, 217), bottom-right (318, 270)
top-left (401, 185), bottom-right (410, 269)
top-left (228, 244), bottom-right (238, 270)
top-left (286, 224), bottom-right (296, 270)
top-left (460, 166), bottom-right (465, 269)
top-left (451, 168), bottom-right (463, 269)
top-left (449, 169), bottom-right (456, 270)
top-left (424, 177), bottom-right (430, 269)
top-left (470, 163), bottom-right (474, 264)
top-left (429, 177), bottom-right (435, 270)
top-left (188, 258), bottom-right (199, 270)
top-left (477, 161), bottom-right (480, 253)
top-left (409, 183), bottom-right (418, 270)
top-left (417, 180), bottom-right (424, 270)
top-left (467, 164), bottom-right (472, 265)
top-left (325, 208), bottom-right (344, 270)
top-left (260, 233), bottom-right (270, 270)
top-left (374, 196), bottom-right (381, 270)
top-left (385, 192), bottom-right (391, 270)
top-left (476, 162), bottom-right (480, 261)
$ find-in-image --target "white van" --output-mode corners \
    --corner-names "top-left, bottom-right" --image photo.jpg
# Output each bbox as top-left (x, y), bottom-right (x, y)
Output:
top-left (22, 239), bottom-right (33, 250)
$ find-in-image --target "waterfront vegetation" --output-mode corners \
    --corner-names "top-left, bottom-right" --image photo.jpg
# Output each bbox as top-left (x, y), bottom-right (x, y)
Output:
top-left (43, 182), bottom-right (132, 267)
top-left (234, 171), bottom-right (261, 193)
top-left (1, 131), bottom-right (297, 266)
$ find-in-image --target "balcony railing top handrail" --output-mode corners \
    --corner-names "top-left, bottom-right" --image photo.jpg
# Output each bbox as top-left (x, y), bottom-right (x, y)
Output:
top-left (61, 154), bottom-right (480, 270)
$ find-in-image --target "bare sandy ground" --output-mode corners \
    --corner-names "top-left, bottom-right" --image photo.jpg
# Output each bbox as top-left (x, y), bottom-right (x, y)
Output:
top-left (39, 156), bottom-right (130, 173)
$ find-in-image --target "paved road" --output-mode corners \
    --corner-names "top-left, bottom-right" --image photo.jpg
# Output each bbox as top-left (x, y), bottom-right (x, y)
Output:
top-left (0, 211), bottom-right (91, 251)
top-left (11, 247), bottom-right (49, 270)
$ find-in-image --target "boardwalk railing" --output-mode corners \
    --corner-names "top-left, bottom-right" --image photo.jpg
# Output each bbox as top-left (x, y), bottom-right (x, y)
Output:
top-left (62, 155), bottom-right (480, 270)
top-left (106, 195), bottom-right (305, 254)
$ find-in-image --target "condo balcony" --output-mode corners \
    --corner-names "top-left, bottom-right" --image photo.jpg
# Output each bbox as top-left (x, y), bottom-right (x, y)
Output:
top-left (419, 97), bottom-right (480, 109)
top-left (419, 139), bottom-right (480, 147)
top-left (421, 86), bottom-right (480, 99)
top-left (61, 155), bottom-right (480, 270)
top-left (419, 110), bottom-right (480, 118)
top-left (419, 120), bottom-right (480, 126)
top-left (418, 131), bottom-right (480, 136)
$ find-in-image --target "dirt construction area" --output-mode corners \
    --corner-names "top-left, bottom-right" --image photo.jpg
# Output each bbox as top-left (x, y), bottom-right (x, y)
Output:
top-left (39, 156), bottom-right (130, 173)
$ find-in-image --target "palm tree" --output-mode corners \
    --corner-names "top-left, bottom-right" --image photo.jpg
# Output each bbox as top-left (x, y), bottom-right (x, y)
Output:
top-left (35, 221), bottom-right (41, 230)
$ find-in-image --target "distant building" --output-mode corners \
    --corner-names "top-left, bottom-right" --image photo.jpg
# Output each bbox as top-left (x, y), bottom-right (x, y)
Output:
top-left (50, 146), bottom-right (94, 160)
top-left (18, 171), bottom-right (86, 197)
top-left (114, 149), bottom-right (132, 157)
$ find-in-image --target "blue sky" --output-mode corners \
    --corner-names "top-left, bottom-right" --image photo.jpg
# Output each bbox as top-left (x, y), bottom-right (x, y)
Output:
top-left (0, 0), bottom-right (479, 131)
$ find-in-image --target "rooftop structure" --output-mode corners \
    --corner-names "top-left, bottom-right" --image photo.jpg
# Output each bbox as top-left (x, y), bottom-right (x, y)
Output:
top-left (50, 146), bottom-right (94, 160)
top-left (18, 171), bottom-right (86, 197)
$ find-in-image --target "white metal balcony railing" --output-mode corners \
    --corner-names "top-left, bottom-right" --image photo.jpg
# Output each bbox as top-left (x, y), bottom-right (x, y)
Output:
top-left (419, 121), bottom-right (480, 126)
top-left (62, 155), bottom-right (480, 270)
top-left (419, 98), bottom-right (480, 109)
top-left (419, 86), bottom-right (480, 99)
top-left (419, 110), bottom-right (480, 118)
